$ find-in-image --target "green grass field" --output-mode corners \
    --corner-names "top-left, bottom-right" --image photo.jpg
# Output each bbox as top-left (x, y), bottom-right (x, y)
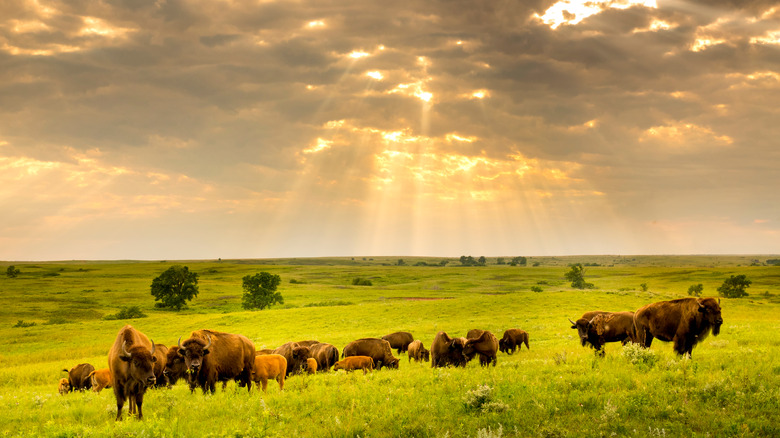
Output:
top-left (1, 256), bottom-right (779, 437)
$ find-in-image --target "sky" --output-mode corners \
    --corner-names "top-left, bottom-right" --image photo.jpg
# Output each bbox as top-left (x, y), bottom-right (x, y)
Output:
top-left (1, 0), bottom-right (779, 261)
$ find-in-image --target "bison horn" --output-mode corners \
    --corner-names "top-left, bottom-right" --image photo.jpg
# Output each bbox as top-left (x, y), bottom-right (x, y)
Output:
top-left (568, 318), bottom-right (576, 326)
top-left (204, 334), bottom-right (212, 351)
top-left (178, 336), bottom-right (183, 349)
top-left (150, 340), bottom-right (156, 356)
top-left (121, 341), bottom-right (132, 358)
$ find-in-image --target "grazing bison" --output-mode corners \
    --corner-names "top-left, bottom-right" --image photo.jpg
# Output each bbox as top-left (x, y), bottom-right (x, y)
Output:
top-left (177, 329), bottom-right (256, 393)
top-left (108, 325), bottom-right (157, 420)
top-left (463, 330), bottom-right (499, 366)
top-left (498, 329), bottom-right (530, 354)
top-left (334, 356), bottom-right (375, 374)
top-left (88, 368), bottom-right (112, 393)
top-left (342, 338), bottom-right (399, 370)
top-left (306, 358), bottom-right (318, 374)
top-left (570, 311), bottom-right (637, 353)
top-left (58, 378), bottom-right (70, 395)
top-left (63, 363), bottom-right (95, 392)
top-left (407, 340), bottom-right (430, 363)
top-left (163, 346), bottom-right (188, 387)
top-left (308, 342), bottom-right (339, 372)
top-left (273, 342), bottom-right (313, 376)
top-left (430, 332), bottom-right (468, 368)
top-left (634, 297), bottom-right (723, 357)
top-left (251, 354), bottom-right (286, 392)
top-left (151, 343), bottom-right (169, 388)
top-left (381, 331), bottom-right (414, 354)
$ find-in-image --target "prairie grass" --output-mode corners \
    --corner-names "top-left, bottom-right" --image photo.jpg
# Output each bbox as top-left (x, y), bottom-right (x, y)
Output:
top-left (0, 256), bottom-right (779, 436)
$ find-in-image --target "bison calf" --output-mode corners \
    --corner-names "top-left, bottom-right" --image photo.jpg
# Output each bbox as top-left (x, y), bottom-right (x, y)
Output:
top-left (251, 354), bottom-right (287, 392)
top-left (88, 368), bottom-right (112, 393)
top-left (58, 378), bottom-right (70, 395)
top-left (306, 358), bottom-right (318, 374)
top-left (334, 356), bottom-right (375, 374)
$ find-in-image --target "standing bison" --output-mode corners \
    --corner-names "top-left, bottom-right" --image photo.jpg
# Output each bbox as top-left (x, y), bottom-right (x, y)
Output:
top-left (334, 356), bottom-right (375, 374)
top-left (342, 338), bottom-right (399, 370)
top-left (88, 368), bottom-right (112, 393)
top-left (381, 331), bottom-right (414, 354)
top-left (498, 329), bottom-right (530, 354)
top-left (108, 325), bottom-right (158, 420)
top-left (273, 342), bottom-right (312, 376)
top-left (151, 343), bottom-right (169, 388)
top-left (634, 297), bottom-right (723, 357)
top-left (463, 330), bottom-right (499, 366)
top-left (569, 311), bottom-right (636, 353)
top-left (308, 342), bottom-right (339, 372)
top-left (177, 329), bottom-right (256, 393)
top-left (251, 354), bottom-right (286, 392)
top-left (163, 346), bottom-right (188, 387)
top-left (62, 363), bottom-right (94, 392)
top-left (407, 340), bottom-right (430, 363)
top-left (430, 332), bottom-right (468, 368)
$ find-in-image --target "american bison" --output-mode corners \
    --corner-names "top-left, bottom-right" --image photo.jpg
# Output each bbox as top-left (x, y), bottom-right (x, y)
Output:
top-left (430, 332), bottom-right (468, 368)
top-left (273, 342), bottom-right (312, 376)
top-left (151, 343), bottom-right (169, 388)
top-left (498, 329), bottom-right (530, 354)
top-left (334, 356), bottom-right (375, 374)
top-left (108, 325), bottom-right (157, 420)
top-left (308, 342), bottom-right (339, 372)
top-left (177, 329), bottom-right (256, 393)
top-left (251, 354), bottom-right (286, 392)
top-left (569, 311), bottom-right (636, 353)
top-left (63, 363), bottom-right (94, 392)
top-left (634, 297), bottom-right (723, 357)
top-left (88, 368), bottom-right (112, 393)
top-left (381, 331), bottom-right (414, 354)
top-left (407, 340), bottom-right (430, 362)
top-left (306, 358), bottom-right (318, 374)
top-left (58, 378), bottom-right (70, 395)
top-left (163, 346), bottom-right (188, 387)
top-left (342, 338), bottom-right (399, 370)
top-left (463, 330), bottom-right (499, 366)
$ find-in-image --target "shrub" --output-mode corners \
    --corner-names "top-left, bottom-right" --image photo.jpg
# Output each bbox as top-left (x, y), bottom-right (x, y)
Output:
top-left (717, 275), bottom-right (751, 298)
top-left (13, 320), bottom-right (36, 328)
top-left (688, 283), bottom-right (704, 297)
top-left (289, 279), bottom-right (307, 284)
top-left (531, 286), bottom-right (543, 293)
top-left (104, 306), bottom-right (147, 320)
top-left (621, 342), bottom-right (657, 368)
top-left (640, 283), bottom-right (648, 292)
top-left (565, 264), bottom-right (594, 289)
top-left (464, 385), bottom-right (509, 413)
top-left (352, 277), bottom-right (373, 286)
top-left (6, 266), bottom-right (20, 278)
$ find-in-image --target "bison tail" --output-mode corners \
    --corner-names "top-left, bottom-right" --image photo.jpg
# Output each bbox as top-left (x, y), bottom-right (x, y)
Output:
top-left (524, 339), bottom-right (530, 350)
top-left (62, 369), bottom-right (69, 373)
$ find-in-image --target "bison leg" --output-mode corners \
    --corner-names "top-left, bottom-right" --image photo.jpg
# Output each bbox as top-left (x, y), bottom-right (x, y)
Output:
top-left (134, 392), bottom-right (145, 420)
top-left (278, 374), bottom-right (285, 391)
top-left (114, 387), bottom-right (126, 421)
top-left (260, 377), bottom-right (268, 392)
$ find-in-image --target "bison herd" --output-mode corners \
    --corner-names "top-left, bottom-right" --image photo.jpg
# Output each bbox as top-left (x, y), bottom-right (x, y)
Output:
top-left (60, 296), bottom-right (722, 420)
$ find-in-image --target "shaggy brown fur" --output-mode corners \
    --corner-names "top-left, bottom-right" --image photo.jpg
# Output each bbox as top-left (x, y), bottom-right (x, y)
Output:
top-left (430, 332), bottom-right (467, 368)
top-left (498, 329), bottom-right (530, 354)
top-left (342, 338), bottom-right (399, 370)
top-left (178, 329), bottom-right (256, 393)
top-left (251, 354), bottom-right (286, 392)
top-left (634, 297), bottom-right (723, 357)
top-left (108, 325), bottom-right (157, 420)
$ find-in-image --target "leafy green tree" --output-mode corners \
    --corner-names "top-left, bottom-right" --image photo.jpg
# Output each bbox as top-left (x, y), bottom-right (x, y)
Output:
top-left (564, 264), bottom-right (594, 289)
top-left (242, 272), bottom-right (283, 310)
top-left (477, 256), bottom-right (487, 266)
top-left (640, 283), bottom-right (649, 292)
top-left (6, 266), bottom-right (20, 278)
top-left (688, 283), bottom-right (704, 297)
top-left (397, 259), bottom-right (406, 266)
top-left (150, 265), bottom-right (199, 310)
top-left (509, 257), bottom-right (527, 266)
top-left (717, 275), bottom-right (751, 298)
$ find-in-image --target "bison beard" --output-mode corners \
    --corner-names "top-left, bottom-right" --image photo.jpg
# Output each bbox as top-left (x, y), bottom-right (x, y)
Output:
top-left (634, 297), bottom-right (723, 357)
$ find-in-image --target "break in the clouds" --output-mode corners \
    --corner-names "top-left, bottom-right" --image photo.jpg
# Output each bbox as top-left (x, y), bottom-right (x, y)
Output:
top-left (1, 0), bottom-right (779, 260)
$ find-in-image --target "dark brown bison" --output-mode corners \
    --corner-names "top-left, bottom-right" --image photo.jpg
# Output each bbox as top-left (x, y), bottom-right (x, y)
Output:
top-left (151, 343), bottom-right (169, 388)
top-left (177, 329), bottom-right (256, 393)
top-left (430, 332), bottom-right (468, 368)
top-left (108, 325), bottom-right (157, 420)
top-left (295, 340), bottom-right (320, 348)
top-left (63, 363), bottom-right (94, 392)
top-left (308, 342), bottom-right (339, 371)
top-left (498, 329), bottom-right (530, 354)
top-left (273, 342), bottom-right (312, 376)
top-left (407, 340), bottom-right (430, 362)
top-left (381, 331), bottom-right (414, 354)
top-left (163, 346), bottom-right (188, 387)
top-left (342, 338), bottom-right (399, 370)
top-left (634, 297), bottom-right (723, 357)
top-left (88, 368), bottom-right (112, 393)
top-left (251, 354), bottom-right (286, 392)
top-left (463, 330), bottom-right (499, 366)
top-left (334, 356), bottom-right (375, 374)
top-left (569, 311), bottom-right (636, 353)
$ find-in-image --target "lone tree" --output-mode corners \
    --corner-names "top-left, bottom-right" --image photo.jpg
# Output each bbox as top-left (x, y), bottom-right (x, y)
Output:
top-left (688, 283), bottom-right (704, 297)
top-left (717, 275), bottom-right (751, 298)
top-left (242, 272), bottom-right (283, 310)
top-left (6, 265), bottom-right (20, 278)
top-left (150, 265), bottom-right (199, 310)
top-left (565, 264), bottom-right (594, 289)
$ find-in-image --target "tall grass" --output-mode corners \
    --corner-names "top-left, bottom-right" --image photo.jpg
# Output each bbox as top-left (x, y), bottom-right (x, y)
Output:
top-left (1, 256), bottom-right (779, 436)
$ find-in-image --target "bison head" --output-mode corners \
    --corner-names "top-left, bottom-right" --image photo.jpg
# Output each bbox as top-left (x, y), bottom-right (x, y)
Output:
top-left (178, 335), bottom-right (212, 374)
top-left (698, 298), bottom-right (723, 336)
top-left (383, 357), bottom-right (400, 369)
top-left (120, 341), bottom-right (157, 387)
top-left (164, 346), bottom-right (188, 385)
top-left (421, 349), bottom-right (430, 362)
top-left (569, 318), bottom-right (592, 347)
top-left (292, 346), bottom-right (312, 361)
top-left (448, 337), bottom-right (468, 367)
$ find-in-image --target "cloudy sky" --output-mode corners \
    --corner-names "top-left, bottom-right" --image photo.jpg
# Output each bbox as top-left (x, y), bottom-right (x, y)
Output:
top-left (1, 0), bottom-right (779, 261)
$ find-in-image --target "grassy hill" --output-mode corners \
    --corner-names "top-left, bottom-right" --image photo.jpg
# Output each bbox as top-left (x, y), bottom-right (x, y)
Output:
top-left (1, 256), bottom-right (779, 437)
